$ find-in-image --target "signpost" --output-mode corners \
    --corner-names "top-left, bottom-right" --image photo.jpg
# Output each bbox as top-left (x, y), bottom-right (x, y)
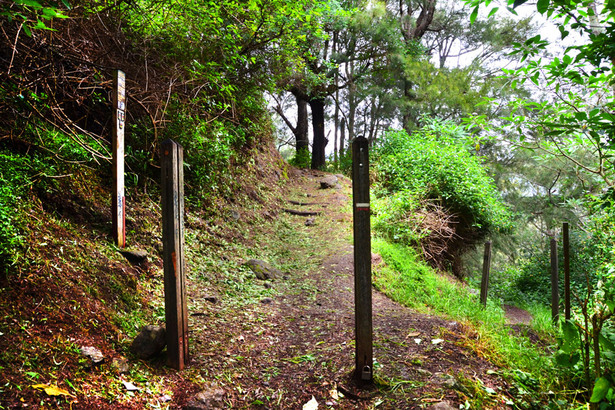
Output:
top-left (112, 70), bottom-right (127, 248)
top-left (161, 139), bottom-right (189, 370)
top-left (352, 136), bottom-right (373, 385)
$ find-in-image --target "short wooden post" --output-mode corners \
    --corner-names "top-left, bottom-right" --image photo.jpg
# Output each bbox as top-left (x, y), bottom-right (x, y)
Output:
top-left (550, 237), bottom-right (559, 324)
top-left (161, 139), bottom-right (189, 370)
top-left (112, 69), bottom-right (127, 248)
top-left (352, 136), bottom-right (373, 385)
top-left (562, 222), bottom-right (570, 320)
top-left (563, 223), bottom-right (571, 321)
top-left (480, 241), bottom-right (492, 307)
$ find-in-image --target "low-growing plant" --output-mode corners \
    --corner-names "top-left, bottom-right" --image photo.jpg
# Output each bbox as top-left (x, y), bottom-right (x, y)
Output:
top-left (289, 147), bottom-right (311, 169)
top-left (0, 150), bottom-right (38, 277)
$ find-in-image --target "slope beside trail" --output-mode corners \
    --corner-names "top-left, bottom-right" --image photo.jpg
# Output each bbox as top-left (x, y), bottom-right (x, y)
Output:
top-left (184, 170), bottom-right (515, 409)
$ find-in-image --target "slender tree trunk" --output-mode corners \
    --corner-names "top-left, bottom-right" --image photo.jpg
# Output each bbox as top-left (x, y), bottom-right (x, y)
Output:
top-left (347, 60), bottom-right (357, 142)
top-left (340, 117), bottom-right (346, 159)
top-left (402, 78), bottom-right (414, 132)
top-left (295, 93), bottom-right (309, 153)
top-left (310, 98), bottom-right (327, 169)
top-left (333, 32), bottom-right (340, 165)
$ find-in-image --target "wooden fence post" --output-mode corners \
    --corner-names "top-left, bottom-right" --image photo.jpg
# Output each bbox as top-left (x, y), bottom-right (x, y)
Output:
top-left (563, 223), bottom-right (571, 321)
top-left (550, 237), bottom-right (560, 324)
top-left (352, 136), bottom-right (373, 385)
top-left (161, 139), bottom-right (189, 370)
top-left (480, 241), bottom-right (492, 307)
top-left (112, 69), bottom-right (126, 248)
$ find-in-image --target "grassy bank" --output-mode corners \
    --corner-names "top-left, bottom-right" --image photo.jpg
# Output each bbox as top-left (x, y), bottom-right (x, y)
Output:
top-left (371, 237), bottom-right (568, 406)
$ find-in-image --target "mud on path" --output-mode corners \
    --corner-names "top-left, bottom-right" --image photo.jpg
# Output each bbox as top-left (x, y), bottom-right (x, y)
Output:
top-left (186, 170), bottom-right (514, 409)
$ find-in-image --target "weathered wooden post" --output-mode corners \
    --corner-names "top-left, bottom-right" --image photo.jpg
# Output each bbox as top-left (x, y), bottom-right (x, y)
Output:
top-left (161, 139), bottom-right (189, 370)
top-left (480, 241), bottom-right (492, 307)
top-left (112, 69), bottom-right (127, 248)
top-left (563, 222), bottom-right (571, 321)
top-left (352, 136), bottom-right (373, 385)
top-left (550, 237), bottom-right (559, 324)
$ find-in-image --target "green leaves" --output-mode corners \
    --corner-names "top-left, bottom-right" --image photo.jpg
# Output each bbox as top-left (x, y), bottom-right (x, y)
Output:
top-left (536, 0), bottom-right (551, 14)
top-left (372, 123), bottom-right (512, 253)
top-left (591, 377), bottom-right (612, 403)
top-left (1, 0), bottom-right (69, 37)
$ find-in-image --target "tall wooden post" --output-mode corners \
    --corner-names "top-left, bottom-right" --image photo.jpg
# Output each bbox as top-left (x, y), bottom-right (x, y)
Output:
top-left (352, 136), bottom-right (373, 385)
top-left (563, 223), bottom-right (571, 321)
top-left (480, 241), bottom-right (492, 307)
top-left (161, 139), bottom-right (189, 370)
top-left (550, 237), bottom-right (559, 324)
top-left (112, 69), bottom-right (127, 248)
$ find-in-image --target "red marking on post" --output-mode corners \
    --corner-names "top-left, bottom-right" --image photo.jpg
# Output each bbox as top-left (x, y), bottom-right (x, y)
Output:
top-left (172, 251), bottom-right (177, 277)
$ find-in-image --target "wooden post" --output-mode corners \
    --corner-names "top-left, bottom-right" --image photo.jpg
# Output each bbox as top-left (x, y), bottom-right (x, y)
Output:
top-left (480, 241), bottom-right (492, 307)
top-left (550, 237), bottom-right (559, 324)
top-left (352, 136), bottom-right (373, 385)
top-left (161, 139), bottom-right (189, 370)
top-left (563, 223), bottom-right (571, 321)
top-left (112, 69), bottom-right (127, 248)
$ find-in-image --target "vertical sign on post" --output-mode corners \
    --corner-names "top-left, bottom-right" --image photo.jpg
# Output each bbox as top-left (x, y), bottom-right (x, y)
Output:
top-left (161, 139), bottom-right (189, 370)
top-left (480, 241), bottom-right (492, 307)
top-left (352, 136), bottom-right (373, 385)
top-left (550, 237), bottom-right (560, 324)
top-left (112, 69), bottom-right (127, 248)
top-left (563, 222), bottom-right (571, 321)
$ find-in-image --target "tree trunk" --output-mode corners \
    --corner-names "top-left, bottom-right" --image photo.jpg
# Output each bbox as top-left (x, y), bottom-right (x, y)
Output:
top-left (340, 117), bottom-right (346, 159)
top-left (310, 98), bottom-right (327, 169)
top-left (295, 93), bottom-right (309, 153)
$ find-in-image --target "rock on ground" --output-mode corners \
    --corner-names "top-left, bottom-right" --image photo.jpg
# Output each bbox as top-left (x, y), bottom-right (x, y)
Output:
top-left (119, 249), bottom-right (148, 265)
top-left (185, 385), bottom-right (227, 409)
top-left (244, 259), bottom-right (282, 280)
top-left (130, 325), bottom-right (166, 359)
top-left (320, 175), bottom-right (338, 189)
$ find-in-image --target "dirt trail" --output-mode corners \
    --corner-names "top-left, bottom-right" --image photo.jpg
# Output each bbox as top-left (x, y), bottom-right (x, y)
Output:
top-left (186, 171), bottom-right (513, 409)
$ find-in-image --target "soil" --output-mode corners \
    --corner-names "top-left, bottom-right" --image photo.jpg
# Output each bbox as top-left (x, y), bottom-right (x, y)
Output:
top-left (183, 171), bottom-right (523, 409)
top-left (0, 167), bottom-right (541, 409)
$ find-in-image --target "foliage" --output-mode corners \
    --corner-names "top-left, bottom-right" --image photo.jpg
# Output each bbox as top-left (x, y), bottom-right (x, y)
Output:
top-left (371, 120), bottom-right (512, 276)
top-left (373, 123), bottom-right (511, 234)
top-left (1, 0), bottom-right (69, 37)
top-left (289, 147), bottom-right (311, 169)
top-left (0, 151), bottom-right (30, 276)
top-left (462, 0), bottom-right (615, 403)
top-left (371, 189), bottom-right (426, 246)
top-left (551, 196), bottom-right (615, 406)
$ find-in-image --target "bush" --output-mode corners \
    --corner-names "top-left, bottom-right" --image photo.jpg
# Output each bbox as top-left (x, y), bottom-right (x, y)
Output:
top-left (289, 147), bottom-right (311, 169)
top-left (371, 121), bottom-right (512, 276)
top-left (373, 126), bottom-right (512, 234)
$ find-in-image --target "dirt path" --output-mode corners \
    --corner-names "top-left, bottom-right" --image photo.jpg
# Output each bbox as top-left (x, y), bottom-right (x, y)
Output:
top-left (185, 171), bottom-right (512, 409)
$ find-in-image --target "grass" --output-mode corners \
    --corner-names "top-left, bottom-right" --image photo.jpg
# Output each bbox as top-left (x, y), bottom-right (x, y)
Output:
top-left (372, 237), bottom-right (563, 404)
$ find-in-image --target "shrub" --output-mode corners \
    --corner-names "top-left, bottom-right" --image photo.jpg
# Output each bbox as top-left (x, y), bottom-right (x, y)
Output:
top-left (373, 126), bottom-right (512, 234)
top-left (371, 121), bottom-right (512, 276)
top-left (289, 147), bottom-right (311, 169)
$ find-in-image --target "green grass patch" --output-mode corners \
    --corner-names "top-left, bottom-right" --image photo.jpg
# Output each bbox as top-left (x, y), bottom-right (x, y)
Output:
top-left (372, 238), bottom-right (560, 396)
